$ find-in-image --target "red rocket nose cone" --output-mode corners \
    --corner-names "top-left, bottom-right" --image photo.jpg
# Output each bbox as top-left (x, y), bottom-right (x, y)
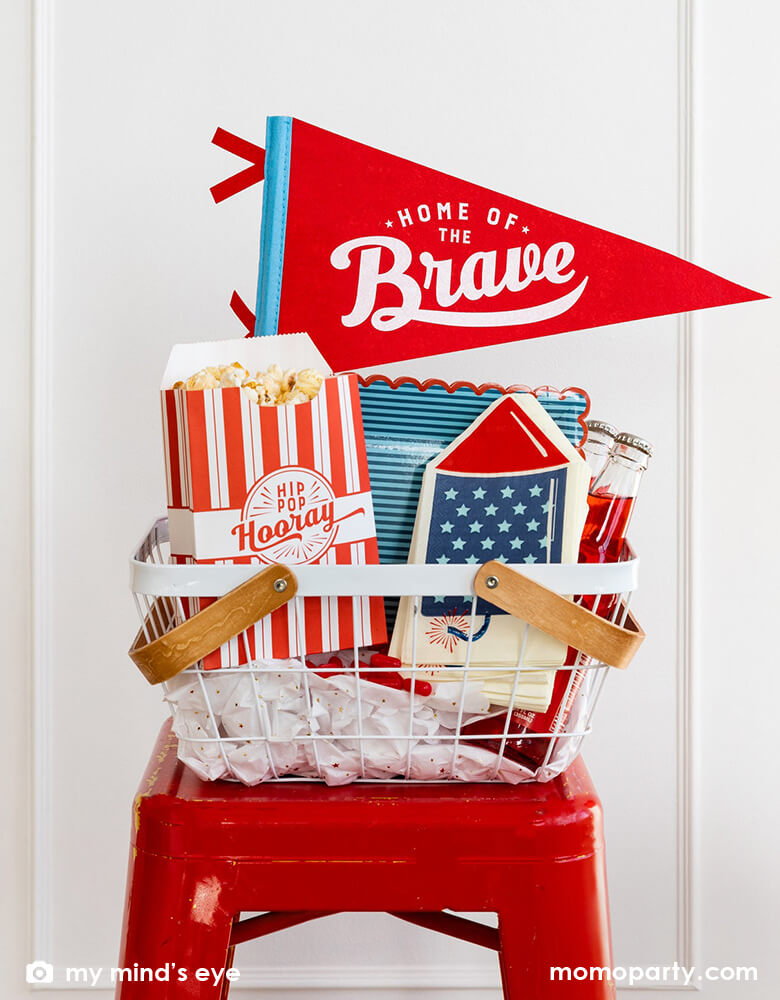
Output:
top-left (437, 397), bottom-right (569, 475)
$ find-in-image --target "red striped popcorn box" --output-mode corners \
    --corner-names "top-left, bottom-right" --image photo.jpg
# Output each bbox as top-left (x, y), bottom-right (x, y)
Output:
top-left (161, 335), bottom-right (386, 665)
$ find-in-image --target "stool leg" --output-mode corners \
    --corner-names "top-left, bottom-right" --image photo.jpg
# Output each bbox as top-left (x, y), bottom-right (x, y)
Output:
top-left (116, 847), bottom-right (236, 999)
top-left (219, 947), bottom-right (236, 1000)
top-left (497, 851), bottom-right (615, 998)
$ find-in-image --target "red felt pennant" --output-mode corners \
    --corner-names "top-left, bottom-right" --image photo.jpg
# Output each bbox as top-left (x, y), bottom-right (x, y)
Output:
top-left (271, 119), bottom-right (766, 370)
top-left (210, 127), bottom-right (265, 203)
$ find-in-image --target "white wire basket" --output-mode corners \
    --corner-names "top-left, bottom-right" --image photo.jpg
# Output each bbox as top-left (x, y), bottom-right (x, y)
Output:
top-left (130, 518), bottom-right (642, 785)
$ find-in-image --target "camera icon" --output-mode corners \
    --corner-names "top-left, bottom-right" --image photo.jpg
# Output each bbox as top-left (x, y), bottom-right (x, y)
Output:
top-left (26, 961), bottom-right (54, 984)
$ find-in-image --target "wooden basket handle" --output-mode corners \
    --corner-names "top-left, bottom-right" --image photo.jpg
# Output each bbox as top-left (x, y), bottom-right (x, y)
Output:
top-left (473, 560), bottom-right (644, 670)
top-left (129, 564), bottom-right (298, 685)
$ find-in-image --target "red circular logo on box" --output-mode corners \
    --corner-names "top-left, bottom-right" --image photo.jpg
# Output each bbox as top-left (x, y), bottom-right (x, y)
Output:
top-left (234, 466), bottom-right (337, 564)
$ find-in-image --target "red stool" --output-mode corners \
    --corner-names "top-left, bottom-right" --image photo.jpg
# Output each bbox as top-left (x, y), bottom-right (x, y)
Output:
top-left (117, 721), bottom-right (615, 998)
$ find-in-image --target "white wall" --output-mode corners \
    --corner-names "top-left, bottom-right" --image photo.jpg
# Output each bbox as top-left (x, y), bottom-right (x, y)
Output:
top-left (695, 2), bottom-right (780, 990)
top-left (2, 1), bottom-right (778, 998)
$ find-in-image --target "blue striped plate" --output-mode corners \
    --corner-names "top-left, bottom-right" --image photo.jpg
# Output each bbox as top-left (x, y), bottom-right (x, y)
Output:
top-left (357, 376), bottom-right (589, 570)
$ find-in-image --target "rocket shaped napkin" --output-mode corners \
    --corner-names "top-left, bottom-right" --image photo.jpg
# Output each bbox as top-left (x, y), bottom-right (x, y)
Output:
top-left (389, 393), bottom-right (588, 699)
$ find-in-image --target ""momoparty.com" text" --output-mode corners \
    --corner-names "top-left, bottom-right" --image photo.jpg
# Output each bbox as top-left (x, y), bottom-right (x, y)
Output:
top-left (550, 963), bottom-right (757, 986)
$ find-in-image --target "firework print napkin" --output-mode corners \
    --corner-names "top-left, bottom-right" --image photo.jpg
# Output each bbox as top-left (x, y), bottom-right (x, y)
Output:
top-left (389, 393), bottom-right (588, 695)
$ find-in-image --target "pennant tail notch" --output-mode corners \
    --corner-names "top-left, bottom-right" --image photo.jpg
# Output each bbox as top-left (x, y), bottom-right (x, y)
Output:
top-left (210, 127), bottom-right (265, 203)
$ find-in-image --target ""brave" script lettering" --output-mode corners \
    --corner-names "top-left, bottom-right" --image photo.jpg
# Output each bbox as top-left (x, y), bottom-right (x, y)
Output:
top-left (330, 236), bottom-right (589, 332)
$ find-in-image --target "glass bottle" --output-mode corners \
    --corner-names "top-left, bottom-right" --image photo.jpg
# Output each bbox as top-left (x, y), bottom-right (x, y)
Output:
top-left (581, 419), bottom-right (617, 485)
top-left (579, 432), bottom-right (653, 565)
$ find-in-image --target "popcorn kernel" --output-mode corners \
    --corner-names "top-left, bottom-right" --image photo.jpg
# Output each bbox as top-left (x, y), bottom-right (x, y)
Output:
top-left (173, 362), bottom-right (326, 406)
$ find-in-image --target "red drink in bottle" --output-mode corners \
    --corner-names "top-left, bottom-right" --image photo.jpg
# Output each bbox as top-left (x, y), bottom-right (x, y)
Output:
top-left (579, 491), bottom-right (636, 565)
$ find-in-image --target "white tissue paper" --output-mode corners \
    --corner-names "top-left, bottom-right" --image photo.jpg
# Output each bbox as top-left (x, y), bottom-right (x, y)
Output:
top-left (163, 652), bottom-right (583, 786)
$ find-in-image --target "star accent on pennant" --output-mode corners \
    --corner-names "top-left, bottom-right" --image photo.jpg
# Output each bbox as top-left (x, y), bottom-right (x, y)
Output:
top-left (526, 518), bottom-right (540, 532)
top-left (510, 537), bottom-right (523, 549)
top-left (529, 485), bottom-right (543, 497)
top-left (541, 500), bottom-right (551, 513)
top-left (436, 554), bottom-right (450, 564)
top-left (497, 520), bottom-right (511, 532)
top-left (496, 554), bottom-right (509, 563)
top-left (473, 487), bottom-right (486, 499)
top-left (469, 520), bottom-right (483, 533)
top-left (481, 537), bottom-right (495, 550)
top-left (500, 486), bottom-right (515, 498)
top-left (484, 503), bottom-right (498, 516)
top-left (444, 488), bottom-right (458, 500)
top-left (465, 554), bottom-right (479, 564)
top-left (452, 537), bottom-right (465, 550)
top-left (523, 553), bottom-right (538, 564)
top-left (456, 504), bottom-right (470, 517)
top-left (522, 225), bottom-right (529, 233)
top-left (433, 595), bottom-right (445, 603)
top-left (440, 520), bottom-right (454, 533)
top-left (513, 501), bottom-right (527, 515)
top-left (385, 219), bottom-right (393, 228)
top-left (539, 536), bottom-right (550, 549)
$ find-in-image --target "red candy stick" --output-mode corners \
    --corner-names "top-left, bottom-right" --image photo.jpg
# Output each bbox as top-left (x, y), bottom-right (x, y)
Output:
top-left (306, 657), bottom-right (344, 679)
top-left (370, 652), bottom-right (432, 696)
top-left (359, 661), bottom-right (403, 689)
top-left (370, 653), bottom-right (403, 670)
top-left (401, 677), bottom-right (433, 696)
top-left (310, 652), bottom-right (432, 696)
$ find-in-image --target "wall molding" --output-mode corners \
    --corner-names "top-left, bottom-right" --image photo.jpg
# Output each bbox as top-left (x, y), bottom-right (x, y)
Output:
top-left (674, 0), bottom-right (698, 978)
top-left (30, 0), bottom-right (698, 994)
top-left (31, 0), bottom-right (55, 972)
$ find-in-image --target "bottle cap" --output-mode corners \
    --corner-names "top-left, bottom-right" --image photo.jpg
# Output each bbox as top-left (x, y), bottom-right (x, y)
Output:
top-left (585, 420), bottom-right (618, 438)
top-left (614, 431), bottom-right (654, 457)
